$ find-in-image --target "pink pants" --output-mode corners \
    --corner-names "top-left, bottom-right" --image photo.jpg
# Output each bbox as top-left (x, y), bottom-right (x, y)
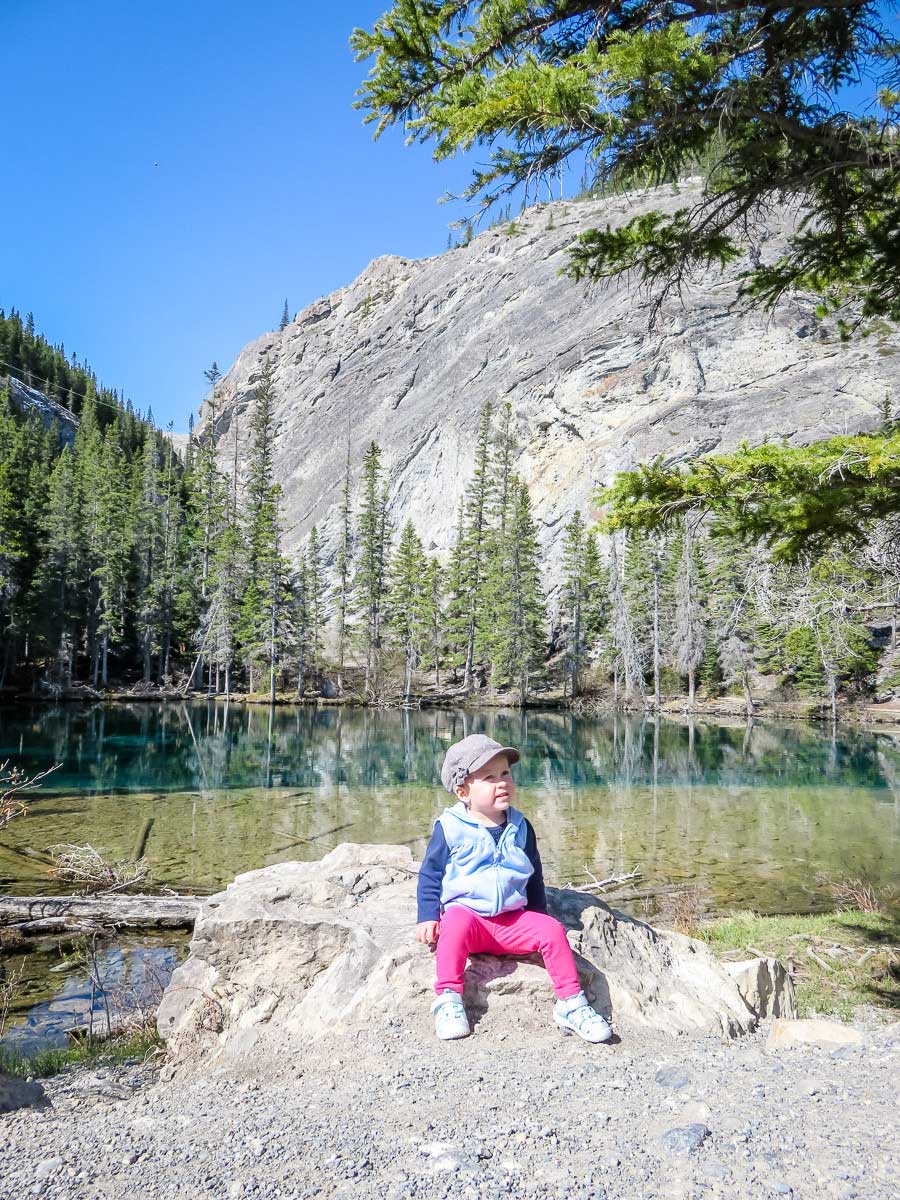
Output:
top-left (434, 905), bottom-right (581, 999)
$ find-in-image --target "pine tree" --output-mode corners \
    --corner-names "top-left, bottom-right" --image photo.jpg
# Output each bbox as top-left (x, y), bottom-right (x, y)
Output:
top-left (443, 502), bottom-right (468, 682)
top-left (461, 402), bottom-right (494, 691)
top-left (581, 531), bottom-right (606, 654)
top-left (622, 529), bottom-right (667, 699)
top-left (782, 552), bottom-right (877, 720)
top-left (238, 357), bottom-right (286, 692)
top-left (206, 514), bottom-right (243, 699)
top-left (0, 391), bottom-right (32, 680)
top-left (198, 363), bottom-right (223, 602)
top-left (30, 447), bottom-right (80, 684)
top-left (133, 431), bottom-right (166, 682)
top-left (279, 300), bottom-right (290, 332)
top-left (561, 511), bottom-right (587, 698)
top-left (490, 482), bottom-right (546, 701)
top-left (704, 531), bottom-right (761, 709)
top-left (353, 441), bottom-right (389, 696)
top-left (202, 395), bottom-right (246, 697)
top-left (335, 441), bottom-right (353, 693)
top-left (606, 533), bottom-right (646, 706)
top-left (493, 402), bottom-right (516, 536)
top-left (294, 547), bottom-right (311, 698)
top-left (387, 520), bottom-right (428, 702)
top-left (305, 526), bottom-right (328, 690)
top-left (422, 555), bottom-right (443, 688)
top-left (156, 434), bottom-right (182, 682)
top-left (671, 519), bottom-right (707, 708)
top-left (93, 424), bottom-right (132, 687)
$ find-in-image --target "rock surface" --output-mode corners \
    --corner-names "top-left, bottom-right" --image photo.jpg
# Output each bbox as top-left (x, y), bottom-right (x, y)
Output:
top-left (7, 377), bottom-right (77, 445)
top-left (725, 957), bottom-right (797, 1020)
top-left (201, 183), bottom-right (900, 589)
top-left (766, 1017), bottom-right (865, 1051)
top-left (0, 1071), bottom-right (49, 1114)
top-left (157, 843), bottom-right (759, 1069)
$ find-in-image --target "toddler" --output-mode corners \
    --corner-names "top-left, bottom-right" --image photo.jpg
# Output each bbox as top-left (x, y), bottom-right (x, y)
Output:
top-left (417, 734), bottom-right (612, 1043)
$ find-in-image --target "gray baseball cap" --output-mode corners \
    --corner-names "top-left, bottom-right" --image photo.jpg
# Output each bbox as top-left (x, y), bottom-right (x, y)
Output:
top-left (440, 734), bottom-right (520, 794)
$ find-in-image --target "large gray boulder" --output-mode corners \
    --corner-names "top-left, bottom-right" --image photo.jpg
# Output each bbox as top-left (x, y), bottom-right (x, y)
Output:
top-left (157, 844), bottom-right (762, 1070)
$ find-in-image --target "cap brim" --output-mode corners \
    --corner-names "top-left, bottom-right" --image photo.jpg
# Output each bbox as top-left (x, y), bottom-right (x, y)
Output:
top-left (467, 745), bottom-right (520, 777)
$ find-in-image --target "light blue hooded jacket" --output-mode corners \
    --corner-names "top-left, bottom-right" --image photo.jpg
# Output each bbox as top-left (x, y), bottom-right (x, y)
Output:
top-left (436, 802), bottom-right (534, 917)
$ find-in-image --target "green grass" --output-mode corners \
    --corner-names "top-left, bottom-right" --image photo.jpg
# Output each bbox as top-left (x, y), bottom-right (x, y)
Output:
top-left (700, 909), bottom-right (900, 1021)
top-left (0, 1030), bottom-right (162, 1079)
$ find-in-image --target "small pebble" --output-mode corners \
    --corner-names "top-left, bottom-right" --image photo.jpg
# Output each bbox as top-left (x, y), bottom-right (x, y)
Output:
top-left (659, 1124), bottom-right (711, 1156)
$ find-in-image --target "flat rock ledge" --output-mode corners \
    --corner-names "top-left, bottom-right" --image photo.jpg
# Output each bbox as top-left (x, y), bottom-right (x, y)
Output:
top-left (157, 844), bottom-right (789, 1071)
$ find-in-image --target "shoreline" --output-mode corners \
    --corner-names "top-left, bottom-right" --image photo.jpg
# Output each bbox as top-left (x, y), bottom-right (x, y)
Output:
top-left (7, 688), bottom-right (900, 732)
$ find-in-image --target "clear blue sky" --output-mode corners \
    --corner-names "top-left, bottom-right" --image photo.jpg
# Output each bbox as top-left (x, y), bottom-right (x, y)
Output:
top-left (2, 3), bottom-right (893, 430)
top-left (0, 1), bottom-right (479, 429)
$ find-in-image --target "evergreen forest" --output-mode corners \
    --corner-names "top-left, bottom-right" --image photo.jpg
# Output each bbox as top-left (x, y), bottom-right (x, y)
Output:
top-left (2, 307), bottom-right (899, 715)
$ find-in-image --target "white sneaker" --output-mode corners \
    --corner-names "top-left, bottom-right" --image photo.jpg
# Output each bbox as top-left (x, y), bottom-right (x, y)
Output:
top-left (431, 990), bottom-right (470, 1040)
top-left (554, 991), bottom-right (613, 1043)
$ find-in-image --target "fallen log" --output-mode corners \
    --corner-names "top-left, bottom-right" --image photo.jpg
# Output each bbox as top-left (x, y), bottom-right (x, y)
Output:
top-left (0, 892), bottom-right (200, 932)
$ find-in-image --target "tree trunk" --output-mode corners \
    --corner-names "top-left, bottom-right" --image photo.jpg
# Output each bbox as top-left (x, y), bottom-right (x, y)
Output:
top-left (741, 671), bottom-right (754, 718)
top-left (688, 667), bottom-right (696, 710)
top-left (101, 634), bottom-right (109, 688)
top-left (463, 617), bottom-right (475, 693)
top-left (0, 892), bottom-right (199, 931)
top-left (269, 624), bottom-right (277, 704)
top-left (571, 602), bottom-right (581, 699)
top-left (652, 565), bottom-right (661, 710)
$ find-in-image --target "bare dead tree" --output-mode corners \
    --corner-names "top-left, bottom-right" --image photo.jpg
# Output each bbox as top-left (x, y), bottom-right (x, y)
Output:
top-left (0, 760), bottom-right (61, 831)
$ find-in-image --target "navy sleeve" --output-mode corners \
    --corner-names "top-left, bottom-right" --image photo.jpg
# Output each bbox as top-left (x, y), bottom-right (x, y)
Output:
top-left (417, 823), bottom-right (450, 922)
top-left (523, 818), bottom-right (547, 914)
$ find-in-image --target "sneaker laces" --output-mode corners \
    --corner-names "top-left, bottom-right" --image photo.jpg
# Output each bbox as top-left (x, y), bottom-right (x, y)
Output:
top-left (562, 997), bottom-right (603, 1030)
top-left (432, 992), bottom-right (465, 1015)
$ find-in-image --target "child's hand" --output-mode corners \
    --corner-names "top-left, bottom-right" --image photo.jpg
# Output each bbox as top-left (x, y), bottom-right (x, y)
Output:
top-left (416, 920), bottom-right (439, 945)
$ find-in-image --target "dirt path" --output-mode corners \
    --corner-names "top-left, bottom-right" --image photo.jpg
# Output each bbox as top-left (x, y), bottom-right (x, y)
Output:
top-left (2, 1012), bottom-right (898, 1200)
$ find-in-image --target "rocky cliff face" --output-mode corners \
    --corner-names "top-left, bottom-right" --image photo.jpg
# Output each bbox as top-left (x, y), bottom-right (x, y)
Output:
top-left (7, 377), bottom-right (77, 445)
top-left (203, 182), bottom-right (900, 592)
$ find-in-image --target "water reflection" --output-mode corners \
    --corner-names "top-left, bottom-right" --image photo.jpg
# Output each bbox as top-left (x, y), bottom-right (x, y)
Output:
top-left (1, 937), bottom-right (180, 1057)
top-left (0, 703), bottom-right (898, 914)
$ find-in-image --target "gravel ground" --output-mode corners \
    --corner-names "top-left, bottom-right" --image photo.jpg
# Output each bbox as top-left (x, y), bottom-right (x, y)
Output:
top-left (1, 1013), bottom-right (898, 1200)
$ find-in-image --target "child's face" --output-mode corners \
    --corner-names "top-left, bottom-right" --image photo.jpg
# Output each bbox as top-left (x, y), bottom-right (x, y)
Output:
top-left (456, 753), bottom-right (515, 823)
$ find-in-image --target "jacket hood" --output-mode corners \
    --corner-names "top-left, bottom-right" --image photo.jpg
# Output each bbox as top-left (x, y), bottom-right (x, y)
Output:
top-left (442, 802), bottom-right (522, 829)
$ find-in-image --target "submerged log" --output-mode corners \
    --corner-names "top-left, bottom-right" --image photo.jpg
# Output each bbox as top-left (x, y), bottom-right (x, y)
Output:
top-left (0, 892), bottom-right (200, 932)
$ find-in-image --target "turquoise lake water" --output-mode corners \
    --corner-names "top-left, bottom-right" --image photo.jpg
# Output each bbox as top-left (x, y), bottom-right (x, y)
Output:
top-left (2, 701), bottom-right (899, 1054)
top-left (2, 701), bottom-right (899, 912)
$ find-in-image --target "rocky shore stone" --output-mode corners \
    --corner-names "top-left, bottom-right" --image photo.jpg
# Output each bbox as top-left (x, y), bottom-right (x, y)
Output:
top-left (724, 957), bottom-right (797, 1020)
top-left (0, 1071), bottom-right (50, 1114)
top-left (659, 1124), bottom-right (711, 1156)
top-left (766, 1018), bottom-right (865, 1052)
top-left (157, 843), bottom-right (766, 1070)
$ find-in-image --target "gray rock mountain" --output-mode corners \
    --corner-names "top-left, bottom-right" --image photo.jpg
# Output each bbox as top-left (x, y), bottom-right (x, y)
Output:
top-left (202, 182), bottom-right (900, 591)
